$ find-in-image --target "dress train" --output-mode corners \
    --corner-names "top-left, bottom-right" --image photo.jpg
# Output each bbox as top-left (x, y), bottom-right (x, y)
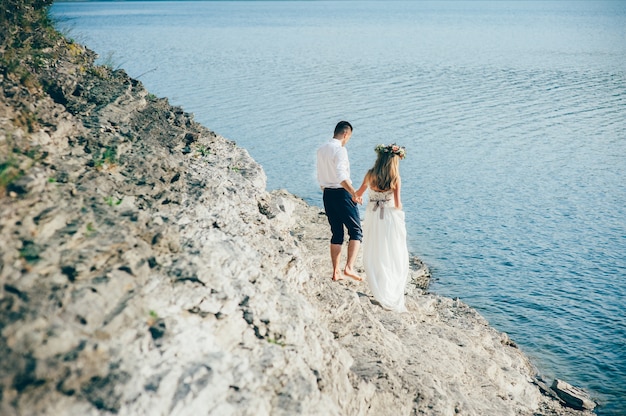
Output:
top-left (362, 190), bottom-right (409, 312)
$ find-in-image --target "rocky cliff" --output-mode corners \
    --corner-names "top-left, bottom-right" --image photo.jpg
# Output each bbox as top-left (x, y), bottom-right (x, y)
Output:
top-left (0, 2), bottom-right (594, 415)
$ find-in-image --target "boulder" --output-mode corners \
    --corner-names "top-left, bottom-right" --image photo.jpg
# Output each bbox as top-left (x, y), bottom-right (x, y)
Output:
top-left (552, 379), bottom-right (596, 411)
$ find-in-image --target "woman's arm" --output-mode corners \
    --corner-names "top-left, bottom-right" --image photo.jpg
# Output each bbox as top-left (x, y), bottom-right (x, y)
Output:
top-left (355, 172), bottom-right (370, 198)
top-left (394, 176), bottom-right (403, 210)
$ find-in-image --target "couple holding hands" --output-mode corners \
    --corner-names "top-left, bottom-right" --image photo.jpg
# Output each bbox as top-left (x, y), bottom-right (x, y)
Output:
top-left (317, 121), bottom-right (409, 313)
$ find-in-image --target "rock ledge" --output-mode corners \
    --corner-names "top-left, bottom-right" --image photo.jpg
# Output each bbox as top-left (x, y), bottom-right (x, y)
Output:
top-left (0, 2), bottom-right (596, 415)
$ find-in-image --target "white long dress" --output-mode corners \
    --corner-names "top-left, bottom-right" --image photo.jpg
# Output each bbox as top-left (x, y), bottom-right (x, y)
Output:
top-left (363, 189), bottom-right (409, 312)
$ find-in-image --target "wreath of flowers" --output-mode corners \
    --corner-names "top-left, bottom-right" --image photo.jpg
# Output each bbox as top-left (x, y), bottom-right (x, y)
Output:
top-left (375, 143), bottom-right (406, 159)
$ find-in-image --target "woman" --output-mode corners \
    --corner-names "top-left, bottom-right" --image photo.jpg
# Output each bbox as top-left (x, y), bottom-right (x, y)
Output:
top-left (355, 143), bottom-right (409, 312)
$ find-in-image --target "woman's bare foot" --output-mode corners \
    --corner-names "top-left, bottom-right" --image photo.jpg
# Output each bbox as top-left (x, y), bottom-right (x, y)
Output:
top-left (344, 267), bottom-right (362, 282)
top-left (332, 272), bottom-right (344, 281)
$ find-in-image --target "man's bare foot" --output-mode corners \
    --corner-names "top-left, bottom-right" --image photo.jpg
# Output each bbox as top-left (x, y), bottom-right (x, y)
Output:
top-left (332, 272), bottom-right (344, 281)
top-left (344, 267), bottom-right (362, 282)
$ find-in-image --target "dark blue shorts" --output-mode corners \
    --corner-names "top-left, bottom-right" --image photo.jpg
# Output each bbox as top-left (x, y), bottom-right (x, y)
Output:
top-left (323, 188), bottom-right (363, 244)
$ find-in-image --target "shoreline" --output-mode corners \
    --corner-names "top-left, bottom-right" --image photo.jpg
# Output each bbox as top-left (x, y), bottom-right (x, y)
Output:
top-left (269, 190), bottom-right (596, 415)
top-left (0, 2), bottom-right (597, 414)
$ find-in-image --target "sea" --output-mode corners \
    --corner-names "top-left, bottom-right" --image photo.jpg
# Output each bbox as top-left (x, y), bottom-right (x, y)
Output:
top-left (50, 1), bottom-right (626, 414)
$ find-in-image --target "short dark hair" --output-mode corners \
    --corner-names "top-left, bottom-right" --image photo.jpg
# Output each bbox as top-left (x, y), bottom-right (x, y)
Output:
top-left (334, 121), bottom-right (353, 136)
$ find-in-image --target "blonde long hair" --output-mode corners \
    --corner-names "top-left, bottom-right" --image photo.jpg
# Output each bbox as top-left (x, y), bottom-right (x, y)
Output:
top-left (367, 151), bottom-right (400, 191)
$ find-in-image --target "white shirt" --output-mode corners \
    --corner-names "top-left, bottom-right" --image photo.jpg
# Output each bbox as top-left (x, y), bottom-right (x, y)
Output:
top-left (317, 138), bottom-right (351, 189)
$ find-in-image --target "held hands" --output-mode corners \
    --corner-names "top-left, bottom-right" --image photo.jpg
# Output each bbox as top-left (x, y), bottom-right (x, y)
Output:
top-left (352, 192), bottom-right (363, 204)
top-left (340, 179), bottom-right (362, 204)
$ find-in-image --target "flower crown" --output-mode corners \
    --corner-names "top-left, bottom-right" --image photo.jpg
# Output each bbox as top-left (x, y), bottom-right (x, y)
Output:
top-left (375, 143), bottom-right (406, 159)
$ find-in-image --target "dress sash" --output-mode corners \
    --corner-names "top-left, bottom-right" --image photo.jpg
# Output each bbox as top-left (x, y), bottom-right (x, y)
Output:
top-left (371, 197), bottom-right (391, 219)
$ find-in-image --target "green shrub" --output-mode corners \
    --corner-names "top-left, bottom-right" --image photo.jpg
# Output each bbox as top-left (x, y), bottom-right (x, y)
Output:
top-left (93, 146), bottom-right (117, 168)
top-left (0, 157), bottom-right (22, 189)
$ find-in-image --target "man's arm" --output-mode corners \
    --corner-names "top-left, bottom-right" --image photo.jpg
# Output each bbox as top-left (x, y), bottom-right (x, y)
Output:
top-left (341, 180), bottom-right (362, 204)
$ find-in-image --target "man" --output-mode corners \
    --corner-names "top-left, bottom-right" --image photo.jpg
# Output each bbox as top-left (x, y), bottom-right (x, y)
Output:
top-left (316, 121), bottom-right (363, 282)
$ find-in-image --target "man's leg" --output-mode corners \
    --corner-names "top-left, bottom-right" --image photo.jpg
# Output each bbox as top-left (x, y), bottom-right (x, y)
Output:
top-left (330, 243), bottom-right (343, 281)
top-left (344, 239), bottom-right (362, 281)
top-left (324, 189), bottom-right (345, 281)
top-left (344, 196), bottom-right (363, 281)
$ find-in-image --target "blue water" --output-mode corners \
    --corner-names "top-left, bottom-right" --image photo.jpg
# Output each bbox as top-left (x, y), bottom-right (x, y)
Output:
top-left (51, 1), bottom-right (626, 414)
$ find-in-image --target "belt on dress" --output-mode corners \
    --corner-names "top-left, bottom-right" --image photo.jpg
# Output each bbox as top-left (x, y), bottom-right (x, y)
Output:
top-left (372, 199), bottom-right (391, 219)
